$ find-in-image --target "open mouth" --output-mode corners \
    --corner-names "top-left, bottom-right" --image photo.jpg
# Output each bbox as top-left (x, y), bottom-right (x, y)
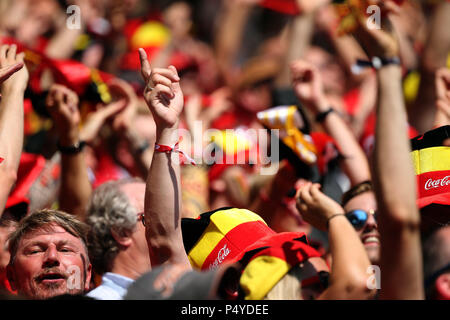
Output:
top-left (37, 273), bottom-right (66, 283)
top-left (362, 236), bottom-right (380, 246)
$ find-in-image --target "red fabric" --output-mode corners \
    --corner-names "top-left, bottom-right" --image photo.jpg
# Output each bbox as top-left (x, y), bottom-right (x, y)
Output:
top-left (210, 111), bottom-right (238, 130)
top-left (310, 132), bottom-right (338, 175)
top-left (235, 232), bottom-right (321, 267)
top-left (92, 148), bottom-right (126, 189)
top-left (416, 170), bottom-right (450, 208)
top-left (343, 88), bottom-right (360, 117)
top-left (5, 153), bottom-right (46, 211)
top-left (201, 220), bottom-right (277, 270)
top-left (48, 59), bottom-right (114, 95)
top-left (0, 270), bottom-right (16, 295)
top-left (260, 0), bottom-right (301, 15)
top-left (360, 112), bottom-right (419, 155)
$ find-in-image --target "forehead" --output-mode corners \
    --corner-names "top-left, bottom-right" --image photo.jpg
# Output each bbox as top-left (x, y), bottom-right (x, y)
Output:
top-left (344, 191), bottom-right (377, 212)
top-left (18, 224), bottom-right (85, 250)
top-left (119, 182), bottom-right (145, 209)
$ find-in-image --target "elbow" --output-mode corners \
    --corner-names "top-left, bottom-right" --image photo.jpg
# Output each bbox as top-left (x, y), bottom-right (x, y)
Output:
top-left (0, 166), bottom-right (18, 191)
top-left (334, 272), bottom-right (377, 300)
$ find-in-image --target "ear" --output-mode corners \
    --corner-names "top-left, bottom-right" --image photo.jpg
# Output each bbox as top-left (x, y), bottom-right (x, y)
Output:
top-left (6, 264), bottom-right (17, 291)
top-left (110, 228), bottom-right (132, 248)
top-left (84, 263), bottom-right (92, 292)
top-left (435, 273), bottom-right (450, 300)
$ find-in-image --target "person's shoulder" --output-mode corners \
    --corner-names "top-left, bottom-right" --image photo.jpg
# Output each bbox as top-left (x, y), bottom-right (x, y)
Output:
top-left (85, 284), bottom-right (123, 300)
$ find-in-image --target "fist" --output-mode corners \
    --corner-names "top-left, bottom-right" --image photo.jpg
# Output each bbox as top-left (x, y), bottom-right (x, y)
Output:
top-left (296, 182), bottom-right (345, 231)
top-left (46, 84), bottom-right (81, 145)
top-left (0, 44), bottom-right (29, 92)
top-left (290, 60), bottom-right (327, 113)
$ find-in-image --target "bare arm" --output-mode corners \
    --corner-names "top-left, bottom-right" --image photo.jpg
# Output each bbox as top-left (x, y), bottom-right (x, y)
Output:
top-left (296, 182), bottom-right (374, 299)
top-left (375, 65), bottom-right (423, 299)
top-left (214, 0), bottom-right (255, 86)
top-left (352, 1), bottom-right (424, 299)
top-left (46, 85), bottom-right (92, 220)
top-left (408, 1), bottom-right (450, 134)
top-left (0, 45), bottom-right (29, 216)
top-left (139, 48), bottom-right (190, 268)
top-left (433, 68), bottom-right (450, 128)
top-left (274, 12), bottom-right (314, 88)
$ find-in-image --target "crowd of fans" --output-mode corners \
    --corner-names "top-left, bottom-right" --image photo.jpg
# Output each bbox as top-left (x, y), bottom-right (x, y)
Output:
top-left (0, 0), bottom-right (449, 301)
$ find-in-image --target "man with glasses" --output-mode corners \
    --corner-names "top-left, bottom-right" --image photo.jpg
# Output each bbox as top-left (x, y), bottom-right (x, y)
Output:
top-left (84, 178), bottom-right (150, 300)
top-left (341, 181), bottom-right (380, 265)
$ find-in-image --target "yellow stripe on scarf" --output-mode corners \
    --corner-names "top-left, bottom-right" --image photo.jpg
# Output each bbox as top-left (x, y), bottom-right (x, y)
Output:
top-left (411, 147), bottom-right (450, 175)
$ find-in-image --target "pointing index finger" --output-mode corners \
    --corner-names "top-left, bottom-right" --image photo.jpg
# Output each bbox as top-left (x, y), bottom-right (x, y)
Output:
top-left (138, 48), bottom-right (152, 82)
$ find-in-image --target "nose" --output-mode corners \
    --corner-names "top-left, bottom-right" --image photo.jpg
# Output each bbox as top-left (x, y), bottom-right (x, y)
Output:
top-left (363, 212), bottom-right (378, 232)
top-left (42, 244), bottom-right (60, 268)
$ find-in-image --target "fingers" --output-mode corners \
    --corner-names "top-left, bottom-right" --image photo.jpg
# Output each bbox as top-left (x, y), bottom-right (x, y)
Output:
top-left (147, 66), bottom-right (181, 99)
top-left (100, 99), bottom-right (127, 118)
top-left (0, 44), bottom-right (24, 66)
top-left (138, 48), bottom-right (152, 82)
top-left (153, 83), bottom-right (175, 99)
top-left (152, 73), bottom-right (174, 88)
top-left (6, 44), bottom-right (17, 62)
top-left (152, 67), bottom-right (180, 83)
top-left (0, 45), bottom-right (8, 64)
top-left (297, 182), bottom-right (313, 205)
top-left (47, 84), bottom-right (79, 111)
top-left (0, 62), bottom-right (24, 82)
top-left (290, 60), bottom-right (316, 82)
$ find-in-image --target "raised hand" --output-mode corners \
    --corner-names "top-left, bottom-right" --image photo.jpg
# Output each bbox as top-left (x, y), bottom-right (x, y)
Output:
top-left (296, 182), bottom-right (345, 231)
top-left (0, 44), bottom-right (29, 93)
top-left (290, 60), bottom-right (328, 113)
top-left (139, 48), bottom-right (183, 132)
top-left (351, 0), bottom-right (401, 58)
top-left (46, 84), bottom-right (81, 146)
top-left (80, 99), bottom-right (127, 144)
top-left (107, 78), bottom-right (139, 132)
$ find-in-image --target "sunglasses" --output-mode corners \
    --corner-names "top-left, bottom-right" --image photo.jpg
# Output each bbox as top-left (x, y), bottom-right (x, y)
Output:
top-left (137, 212), bottom-right (145, 227)
top-left (345, 209), bottom-right (377, 231)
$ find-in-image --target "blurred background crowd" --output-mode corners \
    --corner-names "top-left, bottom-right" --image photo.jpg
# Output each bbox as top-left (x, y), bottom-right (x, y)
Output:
top-left (0, 0), bottom-right (449, 301)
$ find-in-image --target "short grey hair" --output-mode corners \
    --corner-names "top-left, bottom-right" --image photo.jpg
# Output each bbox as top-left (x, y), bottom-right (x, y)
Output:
top-left (8, 209), bottom-right (90, 266)
top-left (86, 178), bottom-right (143, 275)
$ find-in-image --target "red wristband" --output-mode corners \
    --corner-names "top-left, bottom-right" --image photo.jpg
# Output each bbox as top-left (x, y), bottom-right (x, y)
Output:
top-left (155, 141), bottom-right (196, 165)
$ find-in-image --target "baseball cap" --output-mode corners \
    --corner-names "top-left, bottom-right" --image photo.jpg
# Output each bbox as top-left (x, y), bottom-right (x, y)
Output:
top-left (181, 208), bottom-right (324, 300)
top-left (182, 208), bottom-right (276, 270)
top-left (124, 263), bottom-right (241, 300)
top-left (237, 232), bottom-right (322, 300)
top-left (410, 125), bottom-right (450, 209)
top-left (410, 125), bottom-right (450, 231)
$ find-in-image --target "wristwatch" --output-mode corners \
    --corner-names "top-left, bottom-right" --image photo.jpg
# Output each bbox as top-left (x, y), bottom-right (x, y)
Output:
top-left (315, 107), bottom-right (335, 123)
top-left (57, 140), bottom-right (86, 155)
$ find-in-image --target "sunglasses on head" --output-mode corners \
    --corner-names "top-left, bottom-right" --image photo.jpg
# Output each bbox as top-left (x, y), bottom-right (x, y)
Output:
top-left (345, 209), bottom-right (377, 231)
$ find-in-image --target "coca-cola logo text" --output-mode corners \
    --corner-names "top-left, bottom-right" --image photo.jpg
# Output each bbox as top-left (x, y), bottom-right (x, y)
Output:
top-left (209, 244), bottom-right (230, 270)
top-left (424, 176), bottom-right (450, 191)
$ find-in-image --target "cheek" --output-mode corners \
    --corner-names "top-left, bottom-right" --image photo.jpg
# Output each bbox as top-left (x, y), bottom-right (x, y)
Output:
top-left (12, 261), bottom-right (39, 290)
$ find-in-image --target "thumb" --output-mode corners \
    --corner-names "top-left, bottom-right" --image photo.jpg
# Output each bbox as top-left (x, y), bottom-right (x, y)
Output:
top-left (138, 48), bottom-right (152, 82)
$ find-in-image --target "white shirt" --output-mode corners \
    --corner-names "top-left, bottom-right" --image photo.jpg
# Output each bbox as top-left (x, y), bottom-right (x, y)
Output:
top-left (86, 272), bottom-right (134, 300)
